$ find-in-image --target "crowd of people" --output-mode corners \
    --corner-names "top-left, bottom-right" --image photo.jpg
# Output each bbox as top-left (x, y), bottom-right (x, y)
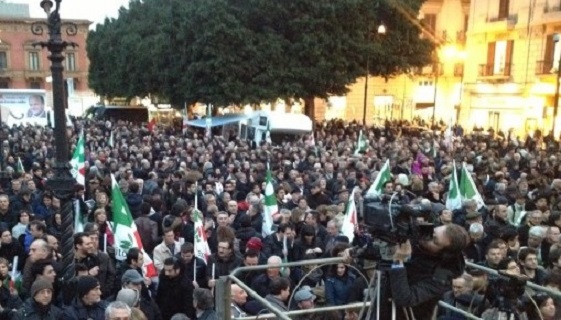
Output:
top-left (0, 117), bottom-right (559, 320)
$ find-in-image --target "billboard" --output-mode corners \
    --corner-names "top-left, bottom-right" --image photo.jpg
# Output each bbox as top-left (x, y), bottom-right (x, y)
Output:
top-left (0, 90), bottom-right (49, 126)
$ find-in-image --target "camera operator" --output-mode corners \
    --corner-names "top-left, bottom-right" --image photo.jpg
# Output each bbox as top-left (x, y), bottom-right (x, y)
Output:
top-left (343, 223), bottom-right (469, 319)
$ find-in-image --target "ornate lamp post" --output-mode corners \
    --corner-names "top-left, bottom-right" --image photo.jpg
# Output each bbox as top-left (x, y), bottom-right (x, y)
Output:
top-left (32, 0), bottom-right (77, 281)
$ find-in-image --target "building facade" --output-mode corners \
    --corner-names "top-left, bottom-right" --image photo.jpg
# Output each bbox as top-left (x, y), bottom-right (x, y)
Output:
top-left (332, 0), bottom-right (469, 126)
top-left (0, 1), bottom-right (95, 115)
top-left (462, 0), bottom-right (561, 136)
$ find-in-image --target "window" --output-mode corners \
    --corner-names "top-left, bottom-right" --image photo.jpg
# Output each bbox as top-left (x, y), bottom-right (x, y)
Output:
top-left (0, 80), bottom-right (8, 89)
top-left (498, 0), bottom-right (510, 20)
top-left (486, 40), bottom-right (513, 75)
top-left (423, 14), bottom-right (437, 35)
top-left (0, 52), bottom-right (7, 69)
top-left (29, 52), bottom-right (40, 70)
top-left (65, 52), bottom-right (76, 71)
top-left (29, 81), bottom-right (41, 89)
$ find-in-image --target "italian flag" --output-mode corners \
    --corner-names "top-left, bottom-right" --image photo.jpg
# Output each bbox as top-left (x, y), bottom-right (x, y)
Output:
top-left (353, 130), bottom-right (367, 155)
top-left (265, 121), bottom-right (272, 144)
top-left (365, 159), bottom-right (392, 198)
top-left (445, 161), bottom-right (462, 210)
top-left (460, 163), bottom-right (485, 210)
top-left (16, 157), bottom-right (24, 174)
top-left (193, 186), bottom-right (210, 263)
top-left (70, 133), bottom-right (86, 232)
top-left (111, 175), bottom-right (157, 278)
top-left (262, 164), bottom-right (278, 237)
top-left (70, 133), bottom-right (85, 187)
top-left (341, 188), bottom-right (358, 243)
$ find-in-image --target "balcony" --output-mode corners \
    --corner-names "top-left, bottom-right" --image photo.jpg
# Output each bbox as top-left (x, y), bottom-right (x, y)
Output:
top-left (542, 5), bottom-right (561, 23)
top-left (536, 60), bottom-right (554, 75)
top-left (456, 31), bottom-right (466, 44)
top-left (24, 69), bottom-right (48, 80)
top-left (544, 5), bottom-right (561, 13)
top-left (454, 63), bottom-right (464, 77)
top-left (478, 63), bottom-right (512, 79)
top-left (484, 14), bottom-right (517, 32)
top-left (413, 63), bottom-right (443, 76)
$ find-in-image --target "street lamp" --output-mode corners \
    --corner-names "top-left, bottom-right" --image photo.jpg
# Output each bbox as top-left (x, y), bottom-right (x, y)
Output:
top-left (431, 44), bottom-right (464, 128)
top-left (32, 0), bottom-right (77, 281)
top-left (363, 22), bottom-right (386, 126)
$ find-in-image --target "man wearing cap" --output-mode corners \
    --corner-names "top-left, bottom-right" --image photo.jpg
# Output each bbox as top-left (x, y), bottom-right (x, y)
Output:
top-left (13, 279), bottom-right (59, 320)
top-left (121, 269), bottom-right (162, 320)
top-left (291, 287), bottom-right (315, 318)
top-left (61, 275), bottom-right (107, 320)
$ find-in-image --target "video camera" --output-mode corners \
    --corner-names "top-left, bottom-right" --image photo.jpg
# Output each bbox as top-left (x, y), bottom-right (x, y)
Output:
top-left (362, 200), bottom-right (434, 244)
top-left (496, 271), bottom-right (528, 301)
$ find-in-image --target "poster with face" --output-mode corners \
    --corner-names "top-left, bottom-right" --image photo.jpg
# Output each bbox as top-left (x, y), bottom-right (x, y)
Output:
top-left (0, 90), bottom-right (72, 127)
top-left (0, 91), bottom-right (47, 126)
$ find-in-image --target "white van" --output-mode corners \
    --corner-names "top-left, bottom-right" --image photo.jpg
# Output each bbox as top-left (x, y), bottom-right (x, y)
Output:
top-left (186, 111), bottom-right (313, 145)
top-left (240, 111), bottom-right (312, 145)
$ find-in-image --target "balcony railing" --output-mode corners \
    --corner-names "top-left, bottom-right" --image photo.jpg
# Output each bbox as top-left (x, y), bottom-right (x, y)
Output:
top-left (454, 63), bottom-right (464, 77)
top-left (478, 63), bottom-right (512, 77)
top-left (536, 60), bottom-right (555, 75)
top-left (544, 5), bottom-right (561, 13)
top-left (413, 63), bottom-right (443, 76)
top-left (486, 14), bottom-right (518, 23)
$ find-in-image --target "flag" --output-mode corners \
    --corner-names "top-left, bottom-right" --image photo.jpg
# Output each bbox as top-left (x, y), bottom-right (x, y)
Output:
top-left (193, 185), bottom-right (211, 263)
top-left (111, 175), bottom-right (157, 277)
top-left (445, 161), bottom-right (462, 210)
top-left (16, 157), bottom-right (24, 174)
top-left (341, 188), bottom-right (358, 243)
top-left (265, 121), bottom-right (272, 144)
top-left (353, 130), bottom-right (367, 155)
top-left (147, 113), bottom-right (156, 132)
top-left (262, 164), bottom-right (278, 237)
top-left (108, 131), bottom-right (114, 148)
top-left (459, 163), bottom-right (485, 209)
top-left (70, 133), bottom-right (85, 187)
top-left (365, 159), bottom-right (392, 198)
top-left (205, 105), bottom-right (212, 137)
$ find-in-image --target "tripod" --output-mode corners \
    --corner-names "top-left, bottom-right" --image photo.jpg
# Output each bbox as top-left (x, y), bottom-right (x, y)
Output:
top-left (494, 296), bottom-right (528, 320)
top-left (361, 261), bottom-right (408, 320)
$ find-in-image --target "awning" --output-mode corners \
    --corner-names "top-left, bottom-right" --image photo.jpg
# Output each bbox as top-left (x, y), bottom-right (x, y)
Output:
top-left (186, 113), bottom-right (250, 128)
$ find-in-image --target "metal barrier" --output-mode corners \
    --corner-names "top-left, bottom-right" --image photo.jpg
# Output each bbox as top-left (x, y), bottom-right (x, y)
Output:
top-left (233, 302), bottom-right (371, 320)
top-left (220, 257), bottom-right (346, 320)
top-left (465, 261), bottom-right (561, 299)
top-left (437, 301), bottom-right (483, 320)
top-left (218, 256), bottom-right (556, 319)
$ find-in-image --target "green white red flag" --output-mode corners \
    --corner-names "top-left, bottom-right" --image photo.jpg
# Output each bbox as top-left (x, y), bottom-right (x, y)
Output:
top-left (16, 157), bottom-right (24, 174)
top-left (446, 161), bottom-right (462, 210)
top-left (341, 188), bottom-right (358, 243)
top-left (70, 132), bottom-right (85, 187)
top-left (365, 159), bottom-right (392, 197)
top-left (111, 175), bottom-right (157, 278)
top-left (193, 184), bottom-right (211, 263)
top-left (262, 163), bottom-right (278, 237)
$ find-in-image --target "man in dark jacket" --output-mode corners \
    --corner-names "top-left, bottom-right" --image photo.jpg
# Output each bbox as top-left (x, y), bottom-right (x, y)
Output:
top-left (177, 242), bottom-right (207, 288)
top-left (346, 224), bottom-right (469, 320)
top-left (206, 239), bottom-right (242, 290)
top-left (13, 279), bottom-right (60, 320)
top-left (61, 276), bottom-right (107, 320)
top-left (156, 257), bottom-right (195, 320)
top-left (126, 182), bottom-right (143, 218)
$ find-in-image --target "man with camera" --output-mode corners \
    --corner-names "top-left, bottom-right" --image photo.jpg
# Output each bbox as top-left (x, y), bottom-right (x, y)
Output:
top-left (344, 223), bottom-right (469, 320)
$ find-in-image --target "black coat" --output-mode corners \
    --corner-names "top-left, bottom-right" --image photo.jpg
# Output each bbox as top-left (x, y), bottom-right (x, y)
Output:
top-left (385, 252), bottom-right (465, 320)
top-left (156, 273), bottom-right (195, 320)
top-left (61, 299), bottom-right (107, 320)
top-left (12, 298), bottom-right (62, 320)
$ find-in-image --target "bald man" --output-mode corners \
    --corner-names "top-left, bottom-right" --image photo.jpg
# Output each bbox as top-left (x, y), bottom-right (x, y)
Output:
top-left (230, 284), bottom-right (248, 318)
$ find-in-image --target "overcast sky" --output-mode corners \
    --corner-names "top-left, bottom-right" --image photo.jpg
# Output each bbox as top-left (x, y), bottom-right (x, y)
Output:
top-left (11, 0), bottom-right (130, 27)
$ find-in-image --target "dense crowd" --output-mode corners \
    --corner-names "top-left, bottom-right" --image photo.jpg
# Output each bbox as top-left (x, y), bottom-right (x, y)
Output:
top-left (0, 117), bottom-right (559, 320)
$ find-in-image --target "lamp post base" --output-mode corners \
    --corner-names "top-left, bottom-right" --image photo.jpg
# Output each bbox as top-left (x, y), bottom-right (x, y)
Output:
top-left (47, 161), bottom-right (76, 281)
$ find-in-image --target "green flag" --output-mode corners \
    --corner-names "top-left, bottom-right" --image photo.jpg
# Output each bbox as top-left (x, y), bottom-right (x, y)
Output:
top-left (445, 161), bottom-right (462, 210)
top-left (262, 163), bottom-right (278, 237)
top-left (354, 130), bottom-right (367, 155)
top-left (459, 163), bottom-right (485, 209)
top-left (16, 157), bottom-right (24, 174)
top-left (365, 159), bottom-right (392, 197)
